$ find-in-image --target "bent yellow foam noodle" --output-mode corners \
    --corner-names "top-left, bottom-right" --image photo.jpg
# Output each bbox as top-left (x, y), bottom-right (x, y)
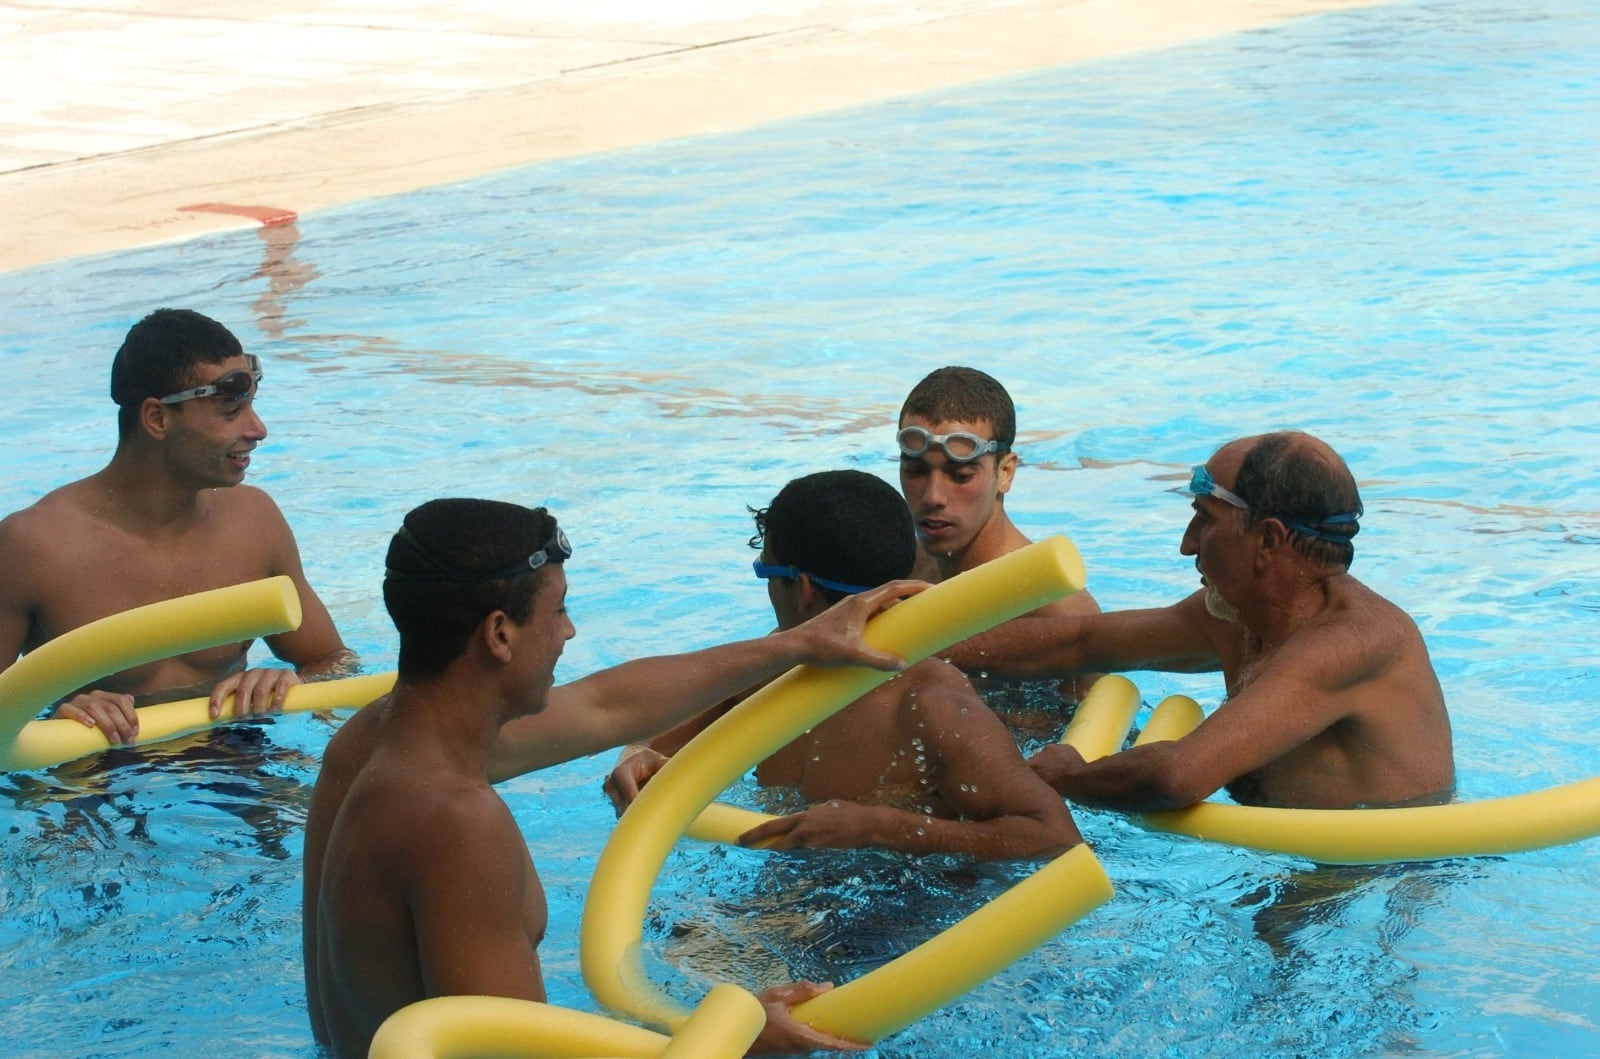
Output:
top-left (366, 985), bottom-right (764, 1059)
top-left (790, 843), bottom-right (1111, 1042)
top-left (581, 537), bottom-right (1112, 1041)
top-left (368, 995), bottom-right (670, 1059)
top-left (654, 984), bottom-right (766, 1059)
top-left (1129, 693), bottom-right (1600, 864)
top-left (0, 577), bottom-right (304, 770)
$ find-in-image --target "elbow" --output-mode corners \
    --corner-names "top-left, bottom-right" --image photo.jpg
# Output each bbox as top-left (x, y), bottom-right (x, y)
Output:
top-left (990, 806), bottom-right (1083, 861)
top-left (1141, 755), bottom-right (1215, 812)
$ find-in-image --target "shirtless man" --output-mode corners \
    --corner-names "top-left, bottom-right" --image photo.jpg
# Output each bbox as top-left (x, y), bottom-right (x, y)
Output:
top-left (895, 367), bottom-right (1099, 690)
top-left (1025, 431), bottom-right (1455, 810)
top-left (606, 470), bottom-right (1080, 861)
top-left (0, 309), bottom-right (352, 744)
top-left (305, 497), bottom-right (925, 1058)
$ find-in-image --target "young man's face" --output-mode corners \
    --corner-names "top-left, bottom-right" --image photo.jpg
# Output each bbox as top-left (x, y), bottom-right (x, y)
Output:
top-left (521, 566), bottom-right (576, 709)
top-left (897, 414), bottom-right (1016, 558)
top-left (158, 354), bottom-right (268, 488)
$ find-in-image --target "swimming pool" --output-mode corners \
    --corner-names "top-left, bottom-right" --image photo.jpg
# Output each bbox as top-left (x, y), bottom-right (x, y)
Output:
top-left (3, 0), bottom-right (1598, 1054)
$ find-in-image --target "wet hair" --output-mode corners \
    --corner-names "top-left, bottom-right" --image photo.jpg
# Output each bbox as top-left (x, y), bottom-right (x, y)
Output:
top-left (1232, 432), bottom-right (1363, 570)
top-left (110, 309), bottom-right (246, 437)
top-left (382, 498), bottom-right (562, 678)
top-left (898, 366), bottom-right (1016, 452)
top-left (749, 470), bottom-right (916, 605)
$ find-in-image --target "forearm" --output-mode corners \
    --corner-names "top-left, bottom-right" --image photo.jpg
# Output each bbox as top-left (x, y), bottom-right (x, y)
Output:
top-left (569, 631), bottom-right (814, 745)
top-left (856, 807), bottom-right (1077, 862)
top-left (1051, 743), bottom-right (1201, 813)
top-left (494, 634), bottom-right (804, 780)
top-left (937, 616), bottom-right (1092, 682)
top-left (294, 647), bottom-right (359, 682)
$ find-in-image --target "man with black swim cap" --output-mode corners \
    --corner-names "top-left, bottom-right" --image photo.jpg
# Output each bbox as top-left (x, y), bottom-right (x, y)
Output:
top-left (305, 497), bottom-right (920, 1058)
top-left (1019, 431), bottom-right (1455, 810)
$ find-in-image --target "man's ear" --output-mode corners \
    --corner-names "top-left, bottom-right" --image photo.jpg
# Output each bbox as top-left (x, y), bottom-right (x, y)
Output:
top-left (1255, 517), bottom-right (1290, 567)
top-left (480, 610), bottom-right (516, 663)
top-left (139, 397), bottom-right (171, 441)
top-left (795, 574), bottom-right (830, 616)
top-left (996, 450), bottom-right (1019, 496)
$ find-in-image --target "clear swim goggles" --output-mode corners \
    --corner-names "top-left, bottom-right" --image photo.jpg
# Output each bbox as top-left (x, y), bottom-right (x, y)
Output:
top-left (752, 560), bottom-right (869, 596)
top-left (160, 355), bottom-right (262, 405)
top-left (388, 524), bottom-right (572, 583)
top-left (896, 425), bottom-right (1002, 464)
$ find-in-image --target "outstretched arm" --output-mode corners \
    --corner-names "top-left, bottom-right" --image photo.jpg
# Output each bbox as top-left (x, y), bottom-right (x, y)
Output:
top-left (938, 593), bottom-right (1222, 681)
top-left (1031, 621), bottom-right (1377, 811)
top-left (489, 580), bottom-right (926, 781)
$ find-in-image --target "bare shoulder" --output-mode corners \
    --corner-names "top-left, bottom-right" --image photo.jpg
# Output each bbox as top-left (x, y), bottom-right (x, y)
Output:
top-left (893, 657), bottom-right (990, 720)
top-left (1275, 577), bottom-right (1432, 695)
top-left (0, 483), bottom-right (106, 593)
top-left (203, 483), bottom-right (290, 525)
top-left (1329, 578), bottom-right (1427, 654)
top-left (200, 484), bottom-right (301, 565)
top-left (0, 481), bottom-right (98, 548)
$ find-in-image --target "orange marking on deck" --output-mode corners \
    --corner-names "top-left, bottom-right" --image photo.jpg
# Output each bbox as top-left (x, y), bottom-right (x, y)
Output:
top-left (177, 203), bottom-right (299, 227)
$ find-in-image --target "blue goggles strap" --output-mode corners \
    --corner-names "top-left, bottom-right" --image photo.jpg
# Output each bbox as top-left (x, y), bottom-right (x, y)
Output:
top-left (752, 560), bottom-right (870, 596)
top-left (1281, 512), bottom-right (1360, 544)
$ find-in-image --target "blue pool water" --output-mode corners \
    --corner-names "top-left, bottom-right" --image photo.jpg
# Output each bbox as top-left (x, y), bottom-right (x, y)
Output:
top-left (3, 0), bottom-right (1599, 1054)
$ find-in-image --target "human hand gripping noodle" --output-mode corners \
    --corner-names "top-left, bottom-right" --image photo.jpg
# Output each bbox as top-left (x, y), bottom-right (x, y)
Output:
top-left (0, 576), bottom-right (392, 772)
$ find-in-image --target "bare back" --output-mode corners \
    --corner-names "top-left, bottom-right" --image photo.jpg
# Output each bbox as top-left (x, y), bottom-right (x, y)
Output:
top-left (753, 657), bottom-right (1076, 851)
top-left (308, 701), bottom-right (548, 1058)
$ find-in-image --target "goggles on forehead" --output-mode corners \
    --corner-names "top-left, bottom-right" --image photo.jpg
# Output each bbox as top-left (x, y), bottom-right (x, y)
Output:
top-left (1187, 464), bottom-right (1361, 544)
top-left (159, 355), bottom-right (263, 405)
top-left (752, 560), bottom-right (870, 596)
top-left (897, 425), bottom-right (1002, 464)
top-left (1188, 464), bottom-right (1250, 510)
top-left (387, 524), bottom-right (573, 583)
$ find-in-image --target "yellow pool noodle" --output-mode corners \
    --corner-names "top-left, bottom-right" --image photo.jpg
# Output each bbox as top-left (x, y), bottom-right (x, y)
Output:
top-left (655, 984), bottom-right (766, 1059)
top-left (6, 671), bottom-right (397, 771)
top-left (1129, 694), bottom-right (1600, 864)
top-left (788, 843), bottom-right (1111, 1042)
top-left (581, 536), bottom-right (1101, 1038)
top-left (367, 995), bottom-right (669, 1059)
top-left (0, 577), bottom-right (301, 770)
top-left (1057, 674), bottom-right (1141, 761)
top-left (366, 984), bottom-right (763, 1059)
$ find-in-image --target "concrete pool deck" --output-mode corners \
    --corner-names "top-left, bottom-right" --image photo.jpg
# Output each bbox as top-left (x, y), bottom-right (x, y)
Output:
top-left (0, 0), bottom-right (1382, 272)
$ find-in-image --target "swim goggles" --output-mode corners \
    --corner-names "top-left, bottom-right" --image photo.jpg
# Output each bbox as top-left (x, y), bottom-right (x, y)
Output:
top-left (897, 425), bottom-right (1002, 464)
top-left (388, 524), bottom-right (572, 583)
top-left (1188, 464), bottom-right (1250, 510)
top-left (159, 355), bottom-right (262, 405)
top-left (752, 560), bottom-right (869, 596)
top-left (1187, 464), bottom-right (1359, 543)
